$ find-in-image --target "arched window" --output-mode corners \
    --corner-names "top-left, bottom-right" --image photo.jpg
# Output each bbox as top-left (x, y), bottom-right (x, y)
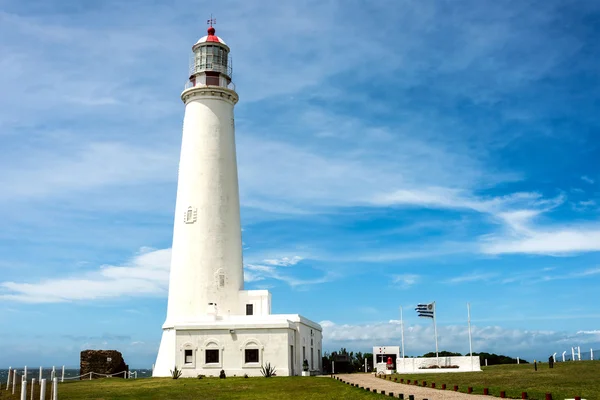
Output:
top-left (202, 339), bottom-right (223, 368)
top-left (241, 339), bottom-right (263, 367)
top-left (180, 342), bottom-right (196, 369)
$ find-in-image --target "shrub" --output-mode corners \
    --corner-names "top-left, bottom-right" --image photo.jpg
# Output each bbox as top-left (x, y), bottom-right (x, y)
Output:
top-left (170, 366), bottom-right (182, 379)
top-left (219, 369), bottom-right (226, 379)
top-left (303, 359), bottom-right (309, 372)
top-left (261, 362), bottom-right (276, 378)
top-left (244, 374), bottom-right (249, 378)
top-left (197, 374), bottom-right (205, 379)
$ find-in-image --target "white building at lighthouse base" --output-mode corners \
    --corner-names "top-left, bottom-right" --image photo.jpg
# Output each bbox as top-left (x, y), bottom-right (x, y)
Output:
top-left (153, 291), bottom-right (323, 377)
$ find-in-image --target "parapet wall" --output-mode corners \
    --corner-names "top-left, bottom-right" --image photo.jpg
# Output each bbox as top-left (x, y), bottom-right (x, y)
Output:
top-left (396, 356), bottom-right (481, 373)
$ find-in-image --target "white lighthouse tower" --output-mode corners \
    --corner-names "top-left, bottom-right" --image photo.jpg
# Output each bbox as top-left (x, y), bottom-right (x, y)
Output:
top-left (153, 22), bottom-right (323, 377)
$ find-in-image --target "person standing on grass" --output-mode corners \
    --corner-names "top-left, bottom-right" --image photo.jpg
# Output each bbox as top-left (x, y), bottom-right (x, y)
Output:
top-left (548, 355), bottom-right (554, 369)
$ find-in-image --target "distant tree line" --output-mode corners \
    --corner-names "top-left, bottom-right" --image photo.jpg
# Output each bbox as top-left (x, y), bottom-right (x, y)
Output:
top-left (322, 348), bottom-right (373, 374)
top-left (412, 351), bottom-right (527, 365)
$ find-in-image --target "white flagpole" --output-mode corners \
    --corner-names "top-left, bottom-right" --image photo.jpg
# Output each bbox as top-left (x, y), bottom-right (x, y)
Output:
top-left (433, 301), bottom-right (439, 364)
top-left (400, 306), bottom-right (405, 360)
top-left (468, 302), bottom-right (473, 371)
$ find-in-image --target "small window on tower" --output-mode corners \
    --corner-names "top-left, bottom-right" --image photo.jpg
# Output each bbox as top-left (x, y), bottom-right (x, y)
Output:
top-left (184, 349), bottom-right (193, 364)
top-left (246, 304), bottom-right (253, 316)
top-left (206, 75), bottom-right (219, 86)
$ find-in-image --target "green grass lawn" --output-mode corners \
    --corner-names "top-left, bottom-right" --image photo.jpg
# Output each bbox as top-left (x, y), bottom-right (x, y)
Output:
top-left (0, 376), bottom-right (381, 400)
top-left (391, 360), bottom-right (600, 399)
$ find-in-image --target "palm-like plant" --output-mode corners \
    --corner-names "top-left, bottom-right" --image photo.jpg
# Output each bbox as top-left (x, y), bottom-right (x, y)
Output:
top-left (260, 362), bottom-right (276, 378)
top-left (170, 366), bottom-right (182, 379)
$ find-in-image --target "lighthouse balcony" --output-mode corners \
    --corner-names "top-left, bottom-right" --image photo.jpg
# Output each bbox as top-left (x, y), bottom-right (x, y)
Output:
top-left (185, 76), bottom-right (236, 91)
top-left (189, 62), bottom-right (233, 78)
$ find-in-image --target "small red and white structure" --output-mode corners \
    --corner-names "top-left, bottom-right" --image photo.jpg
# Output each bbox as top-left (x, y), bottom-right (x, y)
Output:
top-left (152, 20), bottom-right (322, 378)
top-left (373, 346), bottom-right (401, 375)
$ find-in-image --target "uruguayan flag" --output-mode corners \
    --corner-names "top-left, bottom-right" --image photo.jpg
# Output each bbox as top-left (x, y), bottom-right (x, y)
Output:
top-left (415, 302), bottom-right (435, 318)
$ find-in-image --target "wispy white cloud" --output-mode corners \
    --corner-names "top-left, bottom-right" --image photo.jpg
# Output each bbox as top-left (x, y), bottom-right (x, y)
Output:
top-left (0, 248), bottom-right (171, 303)
top-left (581, 176), bottom-right (595, 184)
top-left (0, 248), bottom-right (331, 302)
top-left (481, 228), bottom-right (600, 256)
top-left (446, 272), bottom-right (498, 284)
top-left (391, 274), bottom-right (420, 289)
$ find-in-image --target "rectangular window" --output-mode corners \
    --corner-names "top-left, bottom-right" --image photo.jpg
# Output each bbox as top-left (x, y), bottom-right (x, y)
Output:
top-left (206, 349), bottom-right (219, 364)
top-left (303, 346), bottom-right (306, 362)
top-left (184, 349), bottom-right (193, 364)
top-left (245, 349), bottom-right (259, 363)
top-left (311, 347), bottom-right (314, 369)
top-left (246, 303), bottom-right (253, 315)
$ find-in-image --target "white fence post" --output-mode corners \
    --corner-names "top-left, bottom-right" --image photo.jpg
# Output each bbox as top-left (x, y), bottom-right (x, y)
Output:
top-left (562, 351), bottom-right (566, 362)
top-left (20, 377), bottom-right (27, 400)
top-left (61, 366), bottom-right (64, 383)
top-left (485, 359), bottom-right (488, 366)
top-left (39, 367), bottom-right (42, 383)
top-left (516, 357), bottom-right (520, 364)
top-left (51, 367), bottom-right (55, 381)
top-left (6, 367), bottom-right (11, 390)
top-left (89, 372), bottom-right (92, 381)
top-left (571, 347), bottom-right (575, 361)
top-left (12, 369), bottom-right (17, 394)
top-left (40, 378), bottom-right (46, 400)
top-left (52, 377), bottom-right (57, 400)
top-left (578, 346), bottom-right (581, 361)
top-left (31, 378), bottom-right (35, 400)
top-left (591, 348), bottom-right (594, 361)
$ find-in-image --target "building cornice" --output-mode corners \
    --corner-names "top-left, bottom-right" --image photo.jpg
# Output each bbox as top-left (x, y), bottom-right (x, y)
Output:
top-left (181, 86), bottom-right (239, 105)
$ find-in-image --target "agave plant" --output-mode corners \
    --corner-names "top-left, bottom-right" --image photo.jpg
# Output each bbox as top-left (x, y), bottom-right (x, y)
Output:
top-left (260, 362), bottom-right (276, 378)
top-left (170, 366), bottom-right (182, 379)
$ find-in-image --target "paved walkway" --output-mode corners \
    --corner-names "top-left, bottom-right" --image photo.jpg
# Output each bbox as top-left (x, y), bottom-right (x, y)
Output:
top-left (334, 374), bottom-right (499, 400)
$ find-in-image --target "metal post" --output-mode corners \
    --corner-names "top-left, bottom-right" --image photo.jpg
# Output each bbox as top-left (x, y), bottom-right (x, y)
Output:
top-left (332, 361), bottom-right (335, 374)
top-left (552, 353), bottom-right (556, 363)
top-left (400, 306), bottom-right (405, 365)
top-left (12, 369), bottom-right (17, 394)
top-left (577, 346), bottom-right (581, 361)
top-left (52, 378), bottom-right (57, 400)
top-left (571, 347), bottom-right (575, 361)
top-left (40, 379), bottom-right (47, 400)
top-left (562, 351), bottom-right (566, 362)
top-left (467, 303), bottom-right (473, 371)
top-left (20, 377), bottom-right (27, 400)
top-left (61, 366), bottom-right (64, 383)
top-left (517, 357), bottom-right (520, 364)
top-left (24, 366), bottom-right (27, 380)
top-left (39, 367), bottom-right (42, 384)
top-left (89, 372), bottom-right (92, 380)
top-left (591, 348), bottom-right (594, 361)
top-left (431, 301), bottom-right (439, 366)
top-left (51, 367), bottom-right (55, 381)
top-left (6, 367), bottom-right (11, 390)
top-left (31, 379), bottom-right (35, 400)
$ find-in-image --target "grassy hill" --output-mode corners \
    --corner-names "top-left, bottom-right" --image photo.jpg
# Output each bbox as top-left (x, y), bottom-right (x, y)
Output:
top-left (0, 376), bottom-right (381, 400)
top-left (392, 360), bottom-right (600, 399)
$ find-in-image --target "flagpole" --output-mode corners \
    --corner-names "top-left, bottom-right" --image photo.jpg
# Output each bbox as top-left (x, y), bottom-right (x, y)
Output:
top-left (400, 306), bottom-right (405, 361)
top-left (468, 302), bottom-right (473, 371)
top-left (433, 301), bottom-right (439, 364)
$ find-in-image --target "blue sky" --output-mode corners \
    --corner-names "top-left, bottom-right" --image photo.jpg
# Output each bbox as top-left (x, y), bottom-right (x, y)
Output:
top-left (1, 0), bottom-right (599, 368)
